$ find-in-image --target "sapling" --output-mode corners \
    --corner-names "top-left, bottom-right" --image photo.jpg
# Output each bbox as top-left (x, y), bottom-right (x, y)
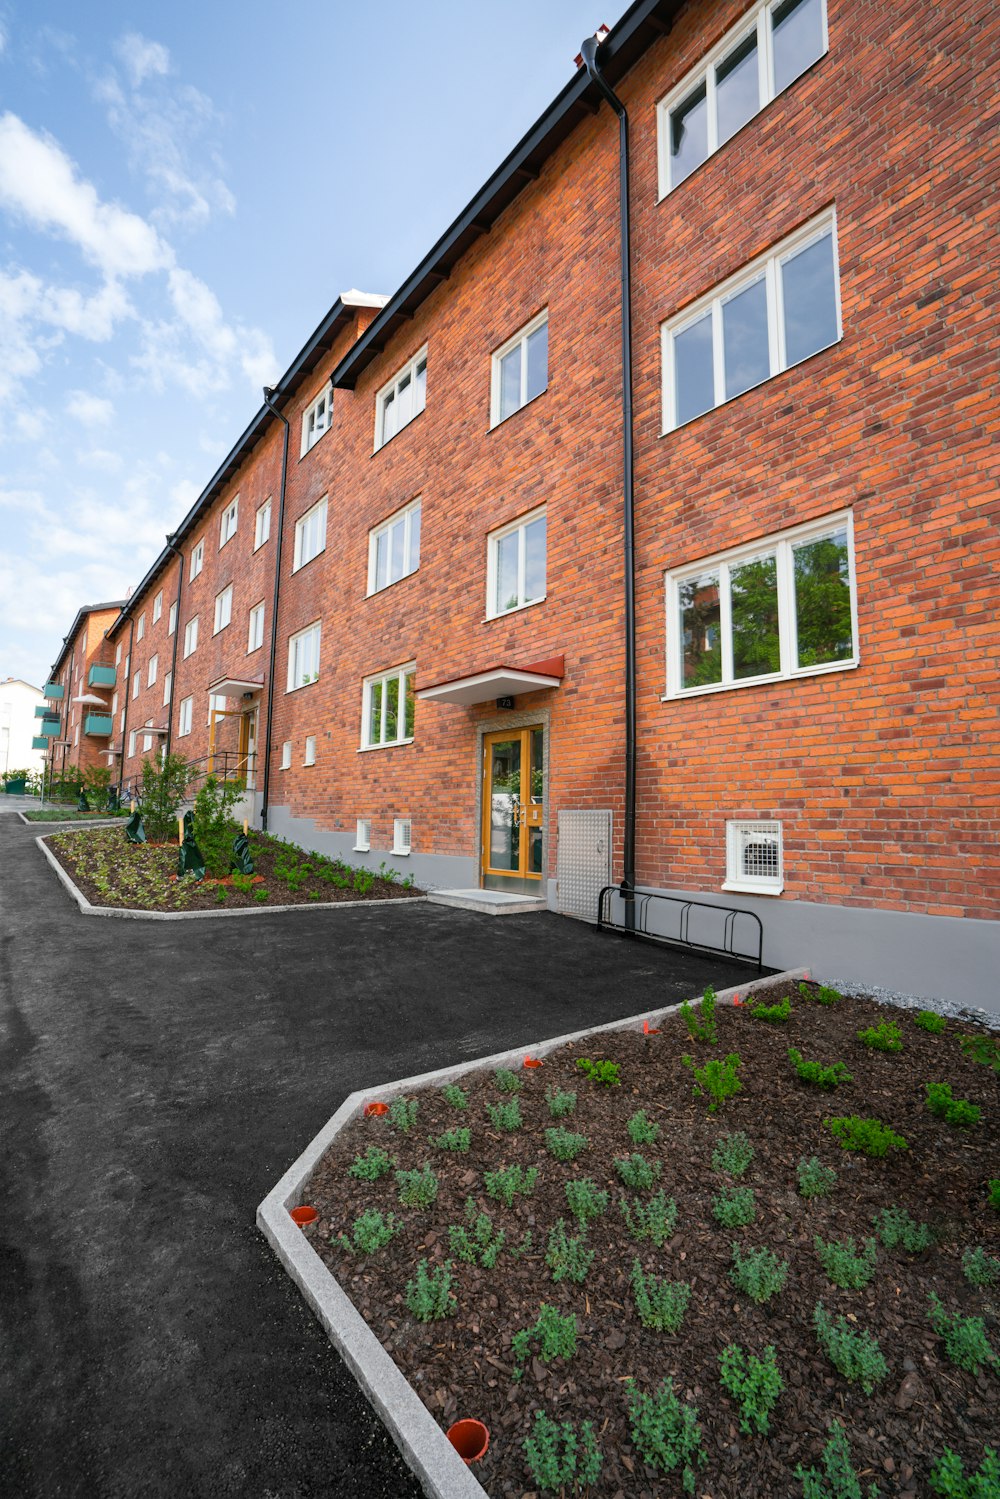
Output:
top-left (544, 1126), bottom-right (589, 1161)
top-left (545, 1085), bottom-right (577, 1118)
top-left (730, 1243), bottom-right (788, 1304)
top-left (494, 1067), bottom-right (523, 1094)
top-left (448, 1198), bottom-right (532, 1266)
top-left (990, 1179), bottom-right (1000, 1212)
top-left (348, 1145), bottom-right (396, 1181)
top-left (682, 1051), bottom-right (743, 1111)
top-left (631, 1259), bottom-right (691, 1332)
top-left (914, 1009), bottom-right (948, 1035)
top-left (798, 981), bottom-right (844, 1006)
top-left (925, 1082), bottom-right (982, 1128)
top-left (814, 1302), bottom-right (887, 1393)
top-left (873, 1205), bottom-right (933, 1253)
top-left (484, 1163), bottom-right (537, 1206)
top-left (962, 1246), bottom-right (1000, 1288)
top-left (825, 1115), bottom-right (907, 1157)
top-left (627, 1109), bottom-right (661, 1146)
top-left (485, 1097), bottom-right (523, 1132)
top-left (927, 1293), bottom-right (996, 1374)
top-left (565, 1177), bottom-right (608, 1227)
top-left (857, 1020), bottom-right (903, 1052)
top-left (440, 1083), bottom-right (468, 1110)
top-left (960, 1033), bottom-right (1000, 1071)
top-left (681, 985), bottom-right (718, 1044)
top-left (395, 1163), bottom-right (439, 1208)
top-left (748, 996), bottom-right (791, 1024)
top-left (718, 1344), bottom-right (783, 1435)
top-left (522, 1410), bottom-right (603, 1494)
top-left (711, 1131), bottom-right (754, 1177)
top-left (930, 1446), bottom-right (1000, 1498)
top-left (798, 1156), bottom-right (838, 1198)
top-left (511, 1304), bottom-right (577, 1380)
top-left (389, 1096), bottom-right (419, 1132)
top-left (545, 1220), bottom-right (594, 1284)
top-left (405, 1259), bottom-right (456, 1322)
top-left (429, 1126), bottom-right (471, 1153)
top-left (626, 1378), bottom-right (706, 1492)
top-left (337, 1208), bottom-right (401, 1255)
top-left (788, 1047), bottom-right (853, 1089)
top-left (615, 1152), bottom-right (662, 1190)
top-left (795, 1421), bottom-right (881, 1499)
top-left (620, 1189), bottom-right (678, 1246)
top-left (713, 1186), bottom-right (756, 1228)
top-left (576, 1057), bottom-right (621, 1086)
top-left (814, 1233), bottom-right (878, 1289)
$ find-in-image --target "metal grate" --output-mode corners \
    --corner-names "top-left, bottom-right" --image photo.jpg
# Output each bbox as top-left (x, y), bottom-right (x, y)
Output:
top-left (727, 819), bottom-right (783, 887)
top-left (557, 809), bottom-right (612, 921)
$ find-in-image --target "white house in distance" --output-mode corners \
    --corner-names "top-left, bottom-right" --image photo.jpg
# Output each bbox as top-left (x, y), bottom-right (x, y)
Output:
top-left (0, 678), bottom-right (46, 779)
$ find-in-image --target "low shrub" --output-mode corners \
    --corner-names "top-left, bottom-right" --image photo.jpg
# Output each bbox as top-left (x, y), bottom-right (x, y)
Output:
top-left (748, 996), bottom-right (791, 1024)
top-left (545, 1086), bottom-right (577, 1118)
top-left (926, 1082), bottom-right (982, 1128)
top-left (718, 1344), bottom-right (783, 1436)
top-left (484, 1163), bottom-right (537, 1207)
top-left (440, 1084), bottom-right (468, 1110)
top-left (963, 1246), bottom-right (1000, 1288)
top-left (814, 1302), bottom-right (887, 1393)
top-left (960, 1033), bottom-right (1000, 1072)
top-left (990, 1180), bottom-right (1000, 1213)
top-left (486, 1098), bottom-right (523, 1133)
top-left (796, 1421), bottom-right (880, 1499)
top-left (788, 1047), bottom-right (853, 1089)
top-left (927, 1293), bottom-right (996, 1375)
top-left (620, 1189), bottom-right (678, 1246)
top-left (627, 1109), bottom-right (661, 1146)
top-left (448, 1199), bottom-right (531, 1267)
top-left (576, 1057), bottom-right (621, 1086)
top-left (395, 1163), bottom-right (438, 1208)
top-left (930, 1445), bottom-right (1000, 1498)
top-left (730, 1243), bottom-right (788, 1305)
top-left (565, 1178), bottom-right (609, 1228)
top-left (511, 1304), bottom-right (577, 1381)
top-left (545, 1126), bottom-right (589, 1162)
top-left (798, 1156), bottom-right (838, 1198)
top-left (814, 1233), bottom-right (878, 1290)
top-left (626, 1378), bottom-right (706, 1492)
top-left (494, 1067), bottom-right (523, 1095)
top-left (682, 1051), bottom-right (743, 1111)
top-left (631, 1259), bottom-right (691, 1333)
top-left (825, 1115), bottom-right (907, 1157)
top-left (873, 1205), bottom-right (934, 1253)
top-left (712, 1186), bottom-right (756, 1229)
top-left (711, 1131), bottom-right (754, 1177)
top-left (337, 1209), bottom-right (401, 1254)
top-left (857, 1020), bottom-right (903, 1052)
top-left (681, 985), bottom-right (718, 1045)
top-left (348, 1145), bottom-right (395, 1181)
top-left (429, 1127), bottom-right (471, 1153)
top-left (615, 1152), bottom-right (662, 1191)
top-left (545, 1220), bottom-right (594, 1285)
top-left (522, 1410), bottom-right (603, 1494)
top-left (799, 981), bottom-right (844, 1006)
top-left (405, 1259), bottom-right (455, 1322)
top-left (914, 1009), bottom-right (948, 1035)
top-left (389, 1097), bottom-right (419, 1132)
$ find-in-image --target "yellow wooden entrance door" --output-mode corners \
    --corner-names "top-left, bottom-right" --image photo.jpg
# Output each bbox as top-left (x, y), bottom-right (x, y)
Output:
top-left (481, 727), bottom-right (544, 893)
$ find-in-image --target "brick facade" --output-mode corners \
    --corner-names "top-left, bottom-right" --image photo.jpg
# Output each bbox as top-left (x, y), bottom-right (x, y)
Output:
top-left (46, 604), bottom-right (125, 778)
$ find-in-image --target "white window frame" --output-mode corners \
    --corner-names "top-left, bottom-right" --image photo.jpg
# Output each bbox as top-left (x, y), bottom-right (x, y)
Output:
top-left (486, 504), bottom-right (547, 619)
top-left (213, 584), bottom-right (233, 635)
top-left (656, 0), bottom-right (829, 198)
top-left (132, 670), bottom-right (140, 700)
top-left (287, 622), bottom-right (321, 692)
top-left (152, 591), bottom-right (162, 624)
top-left (183, 616), bottom-right (199, 659)
top-left (367, 497), bottom-right (421, 595)
top-left (490, 309), bottom-right (549, 427)
top-left (147, 654), bottom-right (158, 688)
top-left (136, 612), bottom-right (145, 642)
top-left (725, 819), bottom-right (784, 895)
top-left (115, 642), bottom-right (122, 666)
top-left (661, 209), bottom-right (841, 433)
top-left (664, 509), bottom-right (857, 699)
top-left (111, 691), bottom-right (119, 715)
top-left (178, 696), bottom-right (193, 738)
top-left (163, 671), bottom-right (172, 707)
top-left (292, 496), bottom-right (328, 572)
top-left (374, 346), bottom-right (427, 452)
top-left (361, 663), bottom-right (416, 751)
top-left (303, 735), bottom-right (316, 766)
top-left (393, 817), bottom-right (412, 856)
top-left (128, 729), bottom-right (136, 756)
top-left (301, 388), bottom-right (333, 456)
top-left (167, 601), bottom-right (177, 636)
top-left (142, 722), bottom-right (153, 753)
top-left (354, 817), bottom-right (371, 852)
top-left (207, 692), bottom-right (227, 727)
top-left (280, 741), bottom-right (292, 770)
top-left (219, 496), bottom-right (239, 548)
top-left (254, 498), bottom-right (272, 550)
top-left (120, 708), bottom-right (125, 732)
top-left (189, 539), bottom-right (204, 580)
top-left (247, 601), bottom-right (265, 653)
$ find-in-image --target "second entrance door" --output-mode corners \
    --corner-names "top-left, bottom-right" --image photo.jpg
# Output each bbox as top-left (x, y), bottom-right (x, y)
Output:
top-left (481, 726), bottom-right (544, 893)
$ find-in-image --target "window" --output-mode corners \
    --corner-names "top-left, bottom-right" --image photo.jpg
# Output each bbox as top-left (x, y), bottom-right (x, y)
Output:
top-left (220, 497), bottom-right (239, 547)
top-left (657, 0), bottom-right (827, 195)
top-left (152, 591), bottom-right (162, 623)
top-left (189, 539), bottom-right (204, 579)
top-left (183, 616), bottom-right (199, 658)
top-left (301, 388), bottom-right (333, 456)
top-left (661, 210), bottom-right (840, 431)
top-left (163, 671), bottom-right (172, 707)
top-left (293, 496), bottom-right (327, 571)
top-left (207, 692), bottom-right (227, 726)
top-left (354, 817), bottom-right (371, 852)
top-left (124, 653), bottom-right (130, 675)
top-left (120, 708), bottom-right (125, 732)
top-left (280, 741), bottom-right (292, 769)
top-left (168, 601), bottom-right (177, 635)
top-left (665, 511), bottom-right (856, 697)
top-left (367, 498), bottom-right (421, 595)
top-left (254, 498), bottom-right (272, 550)
top-left (726, 819), bottom-right (783, 894)
top-left (128, 729), bottom-right (136, 756)
top-left (247, 602), bottom-right (265, 653)
top-left (142, 722), bottom-right (153, 753)
top-left (304, 735), bottom-right (316, 766)
top-left (132, 670), bottom-right (140, 700)
top-left (214, 585), bottom-right (233, 634)
top-left (393, 818), bottom-right (411, 856)
top-left (74, 724), bottom-right (79, 747)
top-left (287, 622), bottom-right (321, 691)
top-left (362, 664), bottom-right (415, 749)
top-left (111, 692), bottom-right (118, 714)
top-left (375, 347), bottom-right (427, 450)
top-left (487, 505), bottom-right (547, 618)
top-left (491, 311), bottom-right (548, 426)
top-left (137, 612), bottom-right (146, 642)
top-left (115, 642), bottom-right (122, 666)
top-left (147, 654), bottom-right (158, 687)
top-left (178, 696), bottom-right (193, 737)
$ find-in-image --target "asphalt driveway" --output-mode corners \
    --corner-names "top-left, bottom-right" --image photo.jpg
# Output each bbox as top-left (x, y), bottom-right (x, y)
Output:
top-left (1, 815), bottom-right (756, 1498)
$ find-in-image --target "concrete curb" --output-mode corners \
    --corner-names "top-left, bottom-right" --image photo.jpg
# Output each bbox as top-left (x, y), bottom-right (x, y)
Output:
top-left (35, 833), bottom-right (428, 923)
top-left (19, 811), bottom-right (124, 827)
top-left (257, 965), bottom-right (809, 1499)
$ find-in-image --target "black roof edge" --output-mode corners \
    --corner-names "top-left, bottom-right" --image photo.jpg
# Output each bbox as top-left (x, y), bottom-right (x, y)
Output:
top-left (49, 600), bottom-right (129, 677)
top-left (332, 0), bottom-right (678, 391)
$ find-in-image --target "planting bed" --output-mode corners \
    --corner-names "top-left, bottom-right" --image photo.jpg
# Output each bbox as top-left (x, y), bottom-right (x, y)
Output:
top-left (305, 980), bottom-right (999, 1498)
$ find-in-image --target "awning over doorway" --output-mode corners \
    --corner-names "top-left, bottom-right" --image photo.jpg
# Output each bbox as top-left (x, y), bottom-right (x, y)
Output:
top-left (416, 654), bottom-right (564, 707)
top-left (207, 674), bottom-right (264, 698)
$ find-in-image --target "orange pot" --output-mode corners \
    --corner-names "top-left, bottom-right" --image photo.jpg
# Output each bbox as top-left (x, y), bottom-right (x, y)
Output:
top-left (447, 1419), bottom-right (489, 1464)
top-left (523, 1056), bottom-right (542, 1069)
top-left (290, 1205), bottom-right (318, 1226)
top-left (364, 1101), bottom-right (389, 1117)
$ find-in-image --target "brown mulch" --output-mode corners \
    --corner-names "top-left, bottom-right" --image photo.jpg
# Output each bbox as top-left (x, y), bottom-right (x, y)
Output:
top-left (304, 981), bottom-right (1000, 1498)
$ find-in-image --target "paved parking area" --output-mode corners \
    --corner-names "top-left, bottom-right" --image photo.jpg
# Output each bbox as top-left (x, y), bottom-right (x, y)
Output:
top-left (0, 815), bottom-right (756, 1497)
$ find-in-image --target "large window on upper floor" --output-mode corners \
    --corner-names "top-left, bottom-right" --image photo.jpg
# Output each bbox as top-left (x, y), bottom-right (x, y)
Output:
top-left (287, 621), bottom-right (321, 691)
top-left (657, 0), bottom-right (828, 196)
top-left (661, 210), bottom-right (840, 432)
top-left (487, 505), bottom-right (547, 619)
top-left (292, 496), bottom-right (327, 572)
top-left (254, 498), bottom-right (272, 550)
top-left (375, 348), bottom-right (427, 451)
top-left (362, 663), bottom-right (415, 750)
top-left (367, 498), bottom-right (421, 595)
top-left (664, 511), bottom-right (856, 698)
top-left (219, 497), bottom-right (239, 548)
top-left (491, 311), bottom-right (548, 427)
top-left (301, 388), bottom-right (333, 456)
top-left (189, 539), bottom-right (204, 580)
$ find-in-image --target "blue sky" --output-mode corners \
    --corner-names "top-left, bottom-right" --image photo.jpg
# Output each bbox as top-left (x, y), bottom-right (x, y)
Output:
top-left (0, 1), bottom-right (626, 687)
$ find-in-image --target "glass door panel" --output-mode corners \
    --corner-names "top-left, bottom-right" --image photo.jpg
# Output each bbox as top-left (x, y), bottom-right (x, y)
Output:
top-left (482, 727), bottom-right (544, 892)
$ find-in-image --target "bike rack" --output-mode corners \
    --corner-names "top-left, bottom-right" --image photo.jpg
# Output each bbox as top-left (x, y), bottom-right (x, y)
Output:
top-left (597, 885), bottom-right (765, 972)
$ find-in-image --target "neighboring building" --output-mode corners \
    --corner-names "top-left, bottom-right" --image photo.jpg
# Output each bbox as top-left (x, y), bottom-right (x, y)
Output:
top-left (48, 0), bottom-right (999, 1005)
top-left (43, 602), bottom-right (128, 780)
top-left (0, 678), bottom-right (46, 778)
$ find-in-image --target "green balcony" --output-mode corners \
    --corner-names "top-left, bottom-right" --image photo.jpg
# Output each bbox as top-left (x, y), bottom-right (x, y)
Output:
top-left (34, 704), bottom-right (51, 718)
top-left (32, 736), bottom-right (49, 751)
top-left (38, 718), bottom-right (61, 738)
top-left (88, 664), bottom-right (116, 688)
top-left (84, 713), bottom-right (113, 736)
top-left (43, 682), bottom-right (64, 700)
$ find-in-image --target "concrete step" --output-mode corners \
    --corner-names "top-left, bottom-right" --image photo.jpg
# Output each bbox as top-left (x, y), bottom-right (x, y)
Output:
top-left (427, 888), bottom-right (548, 916)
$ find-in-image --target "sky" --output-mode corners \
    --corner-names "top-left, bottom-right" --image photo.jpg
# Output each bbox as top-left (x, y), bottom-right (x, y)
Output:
top-left (0, 1), bottom-right (627, 687)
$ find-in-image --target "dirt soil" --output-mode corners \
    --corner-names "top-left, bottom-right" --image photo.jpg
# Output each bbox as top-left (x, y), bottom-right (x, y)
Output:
top-left (306, 980), bottom-right (1000, 1499)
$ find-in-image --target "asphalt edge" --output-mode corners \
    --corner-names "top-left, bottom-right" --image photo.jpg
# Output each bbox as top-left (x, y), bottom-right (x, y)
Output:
top-left (18, 811), bottom-right (123, 826)
top-left (257, 965), bottom-right (809, 1499)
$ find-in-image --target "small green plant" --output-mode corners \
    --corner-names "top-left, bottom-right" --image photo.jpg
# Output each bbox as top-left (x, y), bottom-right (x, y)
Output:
top-left (627, 1109), bottom-right (661, 1146)
top-left (960, 1033), bottom-right (1000, 1072)
top-left (799, 981), bottom-right (844, 1006)
top-left (813, 1302), bottom-right (887, 1393)
top-left (711, 1131), bottom-right (754, 1177)
top-left (926, 1082), bottom-right (982, 1128)
top-left (930, 1446), bottom-right (1000, 1498)
top-left (405, 1259), bottom-right (456, 1322)
top-left (748, 996), bottom-right (791, 1024)
top-left (626, 1378), bottom-right (706, 1492)
top-left (576, 1056), bottom-right (621, 1086)
top-left (545, 1085), bottom-right (577, 1118)
top-left (682, 1051), bottom-right (743, 1111)
top-left (788, 1047), bottom-right (853, 1089)
top-left (963, 1246), bottom-right (1000, 1288)
top-left (681, 985), bottom-right (718, 1045)
top-left (511, 1304), bottom-right (577, 1380)
top-left (545, 1126), bottom-right (589, 1162)
top-left (798, 1156), bottom-right (838, 1197)
top-left (730, 1243), bottom-right (788, 1304)
top-left (522, 1410), bottom-right (603, 1494)
top-left (215, 886), bottom-right (227, 904)
top-left (429, 1127), bottom-right (471, 1153)
top-left (814, 1233), bottom-right (878, 1289)
top-left (825, 1115), bottom-right (907, 1157)
top-left (545, 1220), bottom-right (595, 1284)
top-left (348, 1145), bottom-right (396, 1181)
top-left (873, 1205), bottom-right (933, 1253)
top-left (914, 1009), bottom-right (948, 1035)
top-left (493, 1066), bottom-right (523, 1094)
top-left (565, 1177), bottom-right (609, 1228)
top-left (389, 1096), bottom-right (419, 1132)
top-left (485, 1098), bottom-right (523, 1133)
top-left (990, 1180), bottom-right (1000, 1212)
top-left (857, 1020), bottom-right (903, 1052)
top-left (631, 1259), bottom-right (691, 1332)
top-left (713, 1185), bottom-right (756, 1228)
top-left (484, 1163), bottom-right (538, 1207)
top-left (615, 1152), bottom-right (661, 1190)
top-left (927, 1293), bottom-right (996, 1374)
top-left (448, 1198), bottom-right (531, 1266)
top-left (337, 1208), bottom-right (401, 1255)
top-left (253, 887), bottom-right (269, 903)
top-left (718, 1344), bottom-right (783, 1436)
top-left (395, 1163), bottom-right (438, 1208)
top-left (620, 1189), bottom-right (678, 1246)
top-left (440, 1083), bottom-right (468, 1110)
top-left (796, 1421), bottom-right (880, 1499)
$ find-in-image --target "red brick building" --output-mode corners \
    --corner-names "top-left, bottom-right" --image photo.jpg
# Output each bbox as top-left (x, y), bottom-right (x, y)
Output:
top-left (50, 0), bottom-right (998, 1005)
top-left (42, 602), bottom-right (126, 780)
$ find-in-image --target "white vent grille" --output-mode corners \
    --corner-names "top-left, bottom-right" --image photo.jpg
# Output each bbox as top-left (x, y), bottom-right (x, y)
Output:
top-left (725, 820), bottom-right (783, 893)
top-left (557, 809), bottom-right (612, 921)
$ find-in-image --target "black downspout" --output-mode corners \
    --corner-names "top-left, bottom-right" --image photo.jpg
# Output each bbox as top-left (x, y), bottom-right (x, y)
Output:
top-left (163, 536), bottom-right (185, 761)
top-left (259, 386), bottom-right (291, 833)
top-left (119, 617), bottom-right (135, 794)
top-left (581, 34), bottom-right (637, 923)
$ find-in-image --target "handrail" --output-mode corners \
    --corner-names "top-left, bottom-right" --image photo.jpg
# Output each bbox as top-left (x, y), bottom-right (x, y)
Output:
top-left (597, 884), bottom-right (765, 972)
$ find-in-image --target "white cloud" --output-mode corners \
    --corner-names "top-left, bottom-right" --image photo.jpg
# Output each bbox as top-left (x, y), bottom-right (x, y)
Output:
top-left (67, 390), bottom-right (114, 426)
top-left (76, 447), bottom-right (124, 472)
top-left (114, 33), bottom-right (170, 89)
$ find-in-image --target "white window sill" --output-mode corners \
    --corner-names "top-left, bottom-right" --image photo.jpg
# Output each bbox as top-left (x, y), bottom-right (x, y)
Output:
top-left (285, 679), bottom-right (319, 694)
top-left (483, 595), bottom-right (547, 624)
top-left (663, 658), bottom-right (858, 702)
top-left (353, 845), bottom-right (370, 853)
top-left (357, 739), bottom-right (414, 753)
top-left (303, 762), bottom-right (316, 768)
top-left (722, 880), bottom-right (784, 897)
top-left (391, 848), bottom-right (411, 857)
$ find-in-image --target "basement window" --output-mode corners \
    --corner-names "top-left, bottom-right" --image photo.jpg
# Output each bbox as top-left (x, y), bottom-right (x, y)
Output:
top-left (724, 819), bottom-right (783, 894)
top-left (393, 818), bottom-right (412, 856)
top-left (280, 741), bottom-right (292, 769)
top-left (354, 818), bottom-right (371, 852)
top-left (303, 735), bottom-right (316, 766)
